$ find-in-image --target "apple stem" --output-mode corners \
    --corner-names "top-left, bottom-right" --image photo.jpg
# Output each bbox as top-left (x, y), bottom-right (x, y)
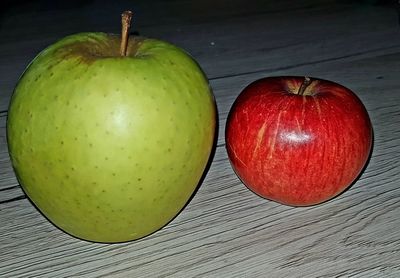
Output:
top-left (120, 10), bottom-right (133, 56)
top-left (297, 77), bottom-right (313, 96)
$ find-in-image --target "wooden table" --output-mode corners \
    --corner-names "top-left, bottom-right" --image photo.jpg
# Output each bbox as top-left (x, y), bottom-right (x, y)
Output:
top-left (1, 1), bottom-right (400, 277)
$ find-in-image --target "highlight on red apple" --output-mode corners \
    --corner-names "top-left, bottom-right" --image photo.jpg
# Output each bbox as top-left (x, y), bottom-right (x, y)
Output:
top-left (225, 76), bottom-right (373, 206)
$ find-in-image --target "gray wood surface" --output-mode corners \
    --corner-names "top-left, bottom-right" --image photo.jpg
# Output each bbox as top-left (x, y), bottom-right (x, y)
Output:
top-left (1, 1), bottom-right (400, 277)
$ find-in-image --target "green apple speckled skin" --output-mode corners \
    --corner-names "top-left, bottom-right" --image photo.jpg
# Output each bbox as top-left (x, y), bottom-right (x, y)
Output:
top-left (7, 32), bottom-right (216, 242)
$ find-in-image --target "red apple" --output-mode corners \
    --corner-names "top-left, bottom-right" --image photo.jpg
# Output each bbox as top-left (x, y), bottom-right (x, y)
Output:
top-left (225, 76), bottom-right (373, 206)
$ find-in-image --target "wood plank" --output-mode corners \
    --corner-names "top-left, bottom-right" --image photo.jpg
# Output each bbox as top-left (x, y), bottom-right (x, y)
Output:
top-left (1, 51), bottom-right (400, 277)
top-left (1, 0), bottom-right (340, 43)
top-left (0, 113), bottom-right (24, 203)
top-left (1, 3), bottom-right (399, 110)
top-left (1, 143), bottom-right (400, 277)
top-left (2, 1), bottom-right (400, 276)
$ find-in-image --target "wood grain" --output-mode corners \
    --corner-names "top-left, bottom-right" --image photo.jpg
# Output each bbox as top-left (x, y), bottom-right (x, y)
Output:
top-left (1, 2), bottom-right (400, 110)
top-left (1, 1), bottom-right (400, 277)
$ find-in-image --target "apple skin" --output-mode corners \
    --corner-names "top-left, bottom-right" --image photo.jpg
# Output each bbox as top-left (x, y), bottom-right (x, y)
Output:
top-left (225, 76), bottom-right (372, 206)
top-left (7, 32), bottom-right (216, 242)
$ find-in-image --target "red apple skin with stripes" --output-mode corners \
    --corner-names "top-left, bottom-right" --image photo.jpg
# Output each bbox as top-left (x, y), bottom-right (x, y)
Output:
top-left (225, 76), bottom-right (373, 206)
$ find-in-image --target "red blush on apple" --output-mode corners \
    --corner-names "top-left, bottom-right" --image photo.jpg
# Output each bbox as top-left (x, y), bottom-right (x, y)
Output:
top-left (225, 76), bottom-right (373, 206)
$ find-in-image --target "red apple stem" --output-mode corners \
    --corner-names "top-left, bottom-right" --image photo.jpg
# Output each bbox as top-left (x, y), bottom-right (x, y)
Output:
top-left (297, 77), bottom-right (313, 96)
top-left (120, 10), bottom-right (133, 56)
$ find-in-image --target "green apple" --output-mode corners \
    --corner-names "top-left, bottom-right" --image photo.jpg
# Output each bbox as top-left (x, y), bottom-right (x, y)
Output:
top-left (7, 11), bottom-right (216, 242)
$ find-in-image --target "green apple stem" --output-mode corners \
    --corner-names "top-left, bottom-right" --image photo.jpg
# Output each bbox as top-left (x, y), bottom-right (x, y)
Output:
top-left (120, 10), bottom-right (133, 56)
top-left (297, 77), bottom-right (313, 96)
